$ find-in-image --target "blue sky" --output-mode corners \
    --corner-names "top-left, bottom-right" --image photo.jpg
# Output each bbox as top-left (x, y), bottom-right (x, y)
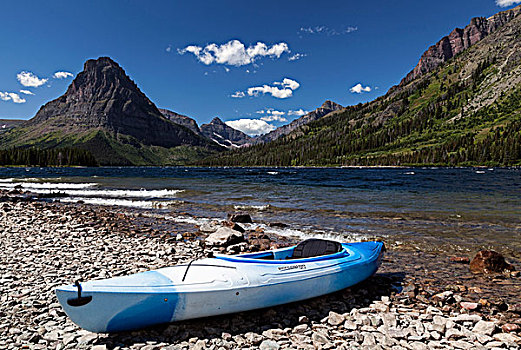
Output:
top-left (1, 0), bottom-right (520, 135)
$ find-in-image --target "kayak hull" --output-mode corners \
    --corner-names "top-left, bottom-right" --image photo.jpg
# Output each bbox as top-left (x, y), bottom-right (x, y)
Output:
top-left (55, 241), bottom-right (384, 332)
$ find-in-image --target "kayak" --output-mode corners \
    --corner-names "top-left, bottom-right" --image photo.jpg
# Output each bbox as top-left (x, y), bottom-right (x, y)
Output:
top-left (55, 239), bottom-right (385, 333)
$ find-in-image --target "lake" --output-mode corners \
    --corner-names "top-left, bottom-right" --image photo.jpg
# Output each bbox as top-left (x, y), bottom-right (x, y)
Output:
top-left (1, 166), bottom-right (520, 261)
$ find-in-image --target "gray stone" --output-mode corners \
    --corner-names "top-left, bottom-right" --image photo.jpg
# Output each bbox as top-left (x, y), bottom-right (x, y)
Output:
top-left (446, 328), bottom-right (464, 340)
top-left (448, 340), bottom-right (475, 349)
top-left (472, 320), bottom-right (496, 336)
top-left (410, 341), bottom-right (428, 350)
top-left (361, 332), bottom-right (376, 347)
top-left (327, 311), bottom-right (345, 326)
top-left (312, 331), bottom-right (331, 346)
top-left (452, 314), bottom-right (481, 323)
top-left (343, 319), bottom-right (357, 330)
top-left (262, 329), bottom-right (285, 340)
top-left (293, 324), bottom-right (308, 334)
top-left (91, 346), bottom-right (108, 350)
top-left (205, 227), bottom-right (244, 246)
top-left (259, 339), bottom-right (280, 350)
top-left (492, 332), bottom-right (521, 345)
top-left (193, 339), bottom-right (207, 350)
top-left (298, 315), bottom-right (309, 323)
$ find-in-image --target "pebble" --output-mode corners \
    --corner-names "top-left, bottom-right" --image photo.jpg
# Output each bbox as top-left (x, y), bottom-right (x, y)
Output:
top-left (473, 320), bottom-right (496, 336)
top-left (259, 339), bottom-right (280, 350)
top-left (0, 197), bottom-right (520, 350)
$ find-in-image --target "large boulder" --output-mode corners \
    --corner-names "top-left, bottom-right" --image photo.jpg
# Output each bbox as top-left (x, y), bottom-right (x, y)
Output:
top-left (469, 250), bottom-right (515, 274)
top-left (227, 212), bottom-right (253, 223)
top-left (205, 227), bottom-right (244, 247)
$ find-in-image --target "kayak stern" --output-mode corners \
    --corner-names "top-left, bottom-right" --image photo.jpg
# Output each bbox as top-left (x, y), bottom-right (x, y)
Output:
top-left (55, 271), bottom-right (178, 332)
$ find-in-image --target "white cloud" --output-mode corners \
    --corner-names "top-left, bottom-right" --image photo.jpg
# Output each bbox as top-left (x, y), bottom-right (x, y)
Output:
top-left (53, 71), bottom-right (73, 79)
top-left (247, 85), bottom-right (293, 99)
top-left (166, 45), bottom-right (172, 52)
top-left (0, 91), bottom-right (26, 104)
top-left (350, 83), bottom-right (372, 94)
top-left (261, 115), bottom-right (287, 122)
top-left (19, 89), bottom-right (34, 95)
top-left (288, 53), bottom-right (306, 61)
top-left (178, 39), bottom-right (290, 66)
top-left (16, 71), bottom-right (48, 87)
top-left (225, 119), bottom-right (276, 136)
top-left (288, 109), bottom-right (309, 116)
top-left (299, 25), bottom-right (358, 36)
top-left (231, 91), bottom-right (245, 98)
top-left (237, 77), bottom-right (300, 99)
top-left (259, 109), bottom-right (287, 122)
top-left (496, 0), bottom-right (521, 6)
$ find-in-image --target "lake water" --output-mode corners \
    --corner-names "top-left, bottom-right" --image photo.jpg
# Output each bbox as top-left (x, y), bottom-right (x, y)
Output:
top-left (1, 167), bottom-right (520, 260)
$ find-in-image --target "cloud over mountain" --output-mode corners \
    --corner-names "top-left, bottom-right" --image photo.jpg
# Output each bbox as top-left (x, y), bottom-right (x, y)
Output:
top-left (225, 118), bottom-right (276, 136)
top-left (496, 0), bottom-right (521, 7)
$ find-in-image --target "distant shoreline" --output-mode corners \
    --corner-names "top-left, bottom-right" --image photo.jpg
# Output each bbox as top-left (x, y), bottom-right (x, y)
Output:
top-left (0, 164), bottom-right (517, 169)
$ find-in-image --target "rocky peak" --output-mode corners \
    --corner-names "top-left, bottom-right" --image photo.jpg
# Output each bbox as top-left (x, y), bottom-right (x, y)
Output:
top-left (210, 117), bottom-right (226, 125)
top-left (64, 57), bottom-right (151, 108)
top-left (401, 5), bottom-right (521, 85)
top-left (321, 100), bottom-right (342, 110)
top-left (253, 100), bottom-right (343, 144)
top-left (159, 108), bottom-right (200, 134)
top-left (26, 56), bottom-right (218, 150)
top-left (200, 117), bottom-right (251, 148)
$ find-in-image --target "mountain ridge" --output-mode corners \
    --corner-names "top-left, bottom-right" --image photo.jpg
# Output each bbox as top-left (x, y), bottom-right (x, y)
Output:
top-left (199, 4), bottom-right (521, 167)
top-left (200, 117), bottom-right (252, 148)
top-left (0, 57), bottom-right (223, 165)
top-left (252, 100), bottom-right (343, 144)
top-left (401, 5), bottom-right (521, 85)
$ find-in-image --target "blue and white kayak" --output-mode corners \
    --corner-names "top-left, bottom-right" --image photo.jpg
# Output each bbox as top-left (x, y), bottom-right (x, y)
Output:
top-left (55, 239), bottom-right (384, 333)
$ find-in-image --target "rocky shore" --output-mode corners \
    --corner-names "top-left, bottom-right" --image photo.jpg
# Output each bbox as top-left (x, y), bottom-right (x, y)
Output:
top-left (1, 191), bottom-right (520, 349)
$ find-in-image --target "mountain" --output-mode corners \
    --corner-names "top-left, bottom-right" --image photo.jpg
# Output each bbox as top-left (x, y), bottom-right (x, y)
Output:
top-left (159, 108), bottom-right (201, 134)
top-left (402, 5), bottom-right (521, 84)
top-left (0, 119), bottom-right (24, 134)
top-left (252, 100), bottom-right (343, 144)
top-left (200, 117), bottom-right (252, 148)
top-left (200, 5), bottom-right (521, 167)
top-left (0, 57), bottom-right (222, 165)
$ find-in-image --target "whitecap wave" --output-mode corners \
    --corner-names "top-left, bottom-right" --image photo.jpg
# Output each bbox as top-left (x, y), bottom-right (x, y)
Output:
top-left (257, 223), bottom-right (375, 243)
top-left (0, 184), bottom-right (184, 198)
top-left (164, 215), bottom-right (216, 225)
top-left (59, 197), bottom-right (181, 209)
top-left (0, 182), bottom-right (96, 189)
top-left (233, 204), bottom-right (270, 211)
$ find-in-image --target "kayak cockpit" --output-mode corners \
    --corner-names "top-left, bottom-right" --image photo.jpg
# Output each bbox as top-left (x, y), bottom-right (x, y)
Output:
top-left (216, 238), bottom-right (349, 263)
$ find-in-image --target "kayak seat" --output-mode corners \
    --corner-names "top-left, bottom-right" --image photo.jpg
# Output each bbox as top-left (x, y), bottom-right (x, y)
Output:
top-left (291, 239), bottom-right (343, 259)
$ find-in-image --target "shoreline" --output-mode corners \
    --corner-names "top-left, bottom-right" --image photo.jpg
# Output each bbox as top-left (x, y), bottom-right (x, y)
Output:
top-left (1, 165), bottom-right (520, 169)
top-left (1, 194), bottom-right (520, 349)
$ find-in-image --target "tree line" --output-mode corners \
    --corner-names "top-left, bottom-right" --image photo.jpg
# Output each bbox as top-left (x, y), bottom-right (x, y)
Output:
top-left (0, 147), bottom-right (98, 166)
top-left (199, 56), bottom-right (521, 167)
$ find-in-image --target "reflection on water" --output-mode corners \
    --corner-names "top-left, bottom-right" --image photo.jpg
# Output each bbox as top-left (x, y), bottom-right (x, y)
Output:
top-left (0, 167), bottom-right (519, 260)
